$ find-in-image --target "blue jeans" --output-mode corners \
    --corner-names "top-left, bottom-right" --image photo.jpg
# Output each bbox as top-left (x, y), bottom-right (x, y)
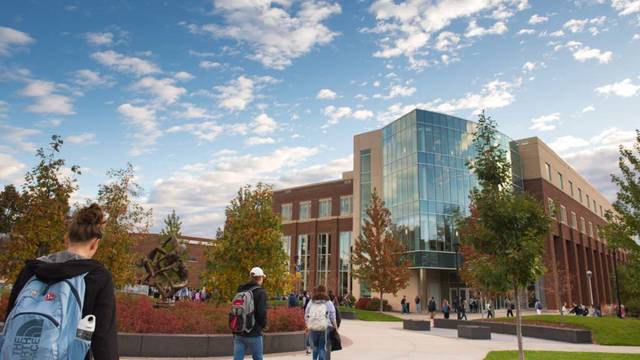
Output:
top-left (309, 330), bottom-right (327, 360)
top-left (233, 335), bottom-right (263, 360)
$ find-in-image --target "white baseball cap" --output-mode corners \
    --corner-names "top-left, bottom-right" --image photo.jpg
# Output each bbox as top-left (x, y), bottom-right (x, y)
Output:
top-left (250, 267), bottom-right (266, 278)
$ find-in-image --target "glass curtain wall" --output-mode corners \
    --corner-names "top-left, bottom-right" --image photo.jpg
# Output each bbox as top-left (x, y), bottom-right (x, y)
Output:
top-left (297, 234), bottom-right (310, 291)
top-left (316, 233), bottom-right (330, 287)
top-left (339, 231), bottom-right (352, 298)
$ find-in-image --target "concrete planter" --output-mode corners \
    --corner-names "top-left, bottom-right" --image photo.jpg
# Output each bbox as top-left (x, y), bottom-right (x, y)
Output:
top-left (403, 320), bottom-right (431, 331)
top-left (119, 331), bottom-right (305, 357)
top-left (433, 319), bottom-right (592, 344)
top-left (457, 325), bottom-right (491, 340)
top-left (341, 311), bottom-right (357, 320)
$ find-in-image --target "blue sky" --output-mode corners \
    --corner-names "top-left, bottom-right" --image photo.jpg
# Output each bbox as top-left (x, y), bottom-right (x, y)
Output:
top-left (1, 0), bottom-right (639, 236)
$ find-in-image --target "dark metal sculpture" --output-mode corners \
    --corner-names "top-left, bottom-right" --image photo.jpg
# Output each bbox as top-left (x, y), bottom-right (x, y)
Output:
top-left (137, 235), bottom-right (189, 300)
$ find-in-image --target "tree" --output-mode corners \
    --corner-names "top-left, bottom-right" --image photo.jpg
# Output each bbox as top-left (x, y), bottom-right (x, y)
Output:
top-left (0, 184), bottom-right (21, 234)
top-left (202, 183), bottom-right (289, 303)
top-left (456, 112), bottom-right (551, 360)
top-left (351, 189), bottom-right (411, 312)
top-left (160, 209), bottom-right (182, 238)
top-left (603, 129), bottom-right (640, 316)
top-left (0, 135), bottom-right (80, 283)
top-left (95, 163), bottom-right (152, 288)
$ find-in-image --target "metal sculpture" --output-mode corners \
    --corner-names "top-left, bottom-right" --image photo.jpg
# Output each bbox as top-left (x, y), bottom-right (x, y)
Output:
top-left (138, 235), bottom-right (189, 300)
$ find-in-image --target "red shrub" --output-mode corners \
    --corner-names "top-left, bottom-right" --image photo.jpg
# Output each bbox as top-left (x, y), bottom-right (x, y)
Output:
top-left (355, 297), bottom-right (391, 311)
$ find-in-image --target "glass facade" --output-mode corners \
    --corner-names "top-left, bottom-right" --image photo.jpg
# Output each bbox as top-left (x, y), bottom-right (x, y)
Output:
top-left (316, 233), bottom-right (330, 287)
top-left (360, 149), bottom-right (372, 224)
top-left (381, 109), bottom-right (522, 269)
top-left (339, 231), bottom-right (352, 297)
top-left (297, 234), bottom-right (310, 290)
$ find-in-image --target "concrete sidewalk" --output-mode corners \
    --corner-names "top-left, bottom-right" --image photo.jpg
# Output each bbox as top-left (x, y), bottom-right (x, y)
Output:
top-left (124, 319), bottom-right (640, 360)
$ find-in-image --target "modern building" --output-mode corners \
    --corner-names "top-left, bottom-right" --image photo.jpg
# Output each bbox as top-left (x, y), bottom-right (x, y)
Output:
top-left (273, 109), bottom-right (617, 311)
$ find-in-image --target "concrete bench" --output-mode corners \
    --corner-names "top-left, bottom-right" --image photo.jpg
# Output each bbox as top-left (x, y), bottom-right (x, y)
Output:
top-left (403, 320), bottom-right (431, 331)
top-left (457, 325), bottom-right (491, 340)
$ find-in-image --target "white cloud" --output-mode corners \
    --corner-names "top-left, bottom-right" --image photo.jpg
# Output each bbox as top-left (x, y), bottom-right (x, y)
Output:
top-left (558, 41), bottom-right (613, 64)
top-left (465, 20), bottom-right (508, 38)
top-left (549, 30), bottom-right (565, 37)
top-left (251, 113), bottom-right (278, 135)
top-left (0, 26), bottom-right (34, 56)
top-left (85, 32), bottom-right (113, 46)
top-left (0, 100), bottom-right (7, 118)
top-left (245, 136), bottom-right (275, 145)
top-left (366, 0), bottom-right (527, 67)
top-left (594, 78), bottom-right (640, 97)
top-left (174, 71), bottom-right (194, 81)
top-left (352, 109), bottom-right (374, 120)
top-left (633, 34), bottom-right (640, 41)
top-left (373, 81), bottom-right (381, 87)
top-left (20, 80), bottom-right (75, 115)
top-left (374, 84), bottom-right (417, 99)
top-left (528, 14), bottom-right (548, 24)
top-left (0, 153), bottom-right (26, 183)
top-left (74, 69), bottom-right (114, 87)
top-left (66, 132), bottom-right (96, 145)
top-left (131, 77), bottom-right (187, 104)
top-left (563, 16), bottom-right (606, 33)
top-left (117, 103), bottom-right (161, 155)
top-left (316, 88), bottom-right (338, 100)
top-left (517, 28), bottom-right (536, 35)
top-left (582, 105), bottom-right (596, 113)
top-left (611, 0), bottom-right (640, 15)
top-left (323, 105), bottom-right (373, 125)
top-left (0, 124), bottom-right (40, 153)
top-left (548, 135), bottom-right (590, 153)
top-left (214, 75), bottom-right (276, 111)
top-left (426, 78), bottom-right (519, 115)
top-left (91, 50), bottom-right (160, 76)
top-left (186, 0), bottom-right (341, 69)
top-left (434, 31), bottom-right (461, 51)
top-left (174, 103), bottom-right (217, 120)
top-left (522, 61), bottom-right (537, 73)
top-left (529, 112), bottom-right (560, 132)
top-left (199, 60), bottom-right (221, 69)
top-left (167, 122), bottom-right (223, 142)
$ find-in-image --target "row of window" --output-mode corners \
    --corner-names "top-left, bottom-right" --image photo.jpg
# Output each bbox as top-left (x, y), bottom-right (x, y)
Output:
top-left (280, 196), bottom-right (353, 221)
top-left (545, 162), bottom-right (604, 218)
top-left (549, 198), bottom-right (601, 240)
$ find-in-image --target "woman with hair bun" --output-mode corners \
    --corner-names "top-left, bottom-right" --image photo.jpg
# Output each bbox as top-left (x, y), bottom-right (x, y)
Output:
top-left (4, 203), bottom-right (119, 359)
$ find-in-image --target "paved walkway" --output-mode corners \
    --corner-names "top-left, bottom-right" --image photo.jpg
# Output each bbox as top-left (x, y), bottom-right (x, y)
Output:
top-left (125, 319), bottom-right (640, 360)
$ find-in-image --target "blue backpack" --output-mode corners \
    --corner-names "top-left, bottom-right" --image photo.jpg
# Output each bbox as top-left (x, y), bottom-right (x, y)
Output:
top-left (0, 273), bottom-right (91, 359)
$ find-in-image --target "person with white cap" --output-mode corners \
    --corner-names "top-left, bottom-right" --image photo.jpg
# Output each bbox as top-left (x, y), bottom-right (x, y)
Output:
top-left (231, 266), bottom-right (268, 360)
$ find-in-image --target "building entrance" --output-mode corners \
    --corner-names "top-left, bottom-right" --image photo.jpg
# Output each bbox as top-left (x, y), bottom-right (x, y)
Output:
top-left (450, 287), bottom-right (470, 310)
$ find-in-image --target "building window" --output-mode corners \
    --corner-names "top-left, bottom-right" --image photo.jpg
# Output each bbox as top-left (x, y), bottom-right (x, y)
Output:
top-left (560, 205), bottom-right (567, 225)
top-left (281, 203), bottom-right (292, 221)
top-left (339, 231), bottom-right (352, 298)
top-left (545, 163), bottom-right (552, 181)
top-left (547, 198), bottom-right (556, 218)
top-left (360, 149), bottom-right (372, 224)
top-left (571, 211), bottom-right (577, 230)
top-left (281, 235), bottom-right (291, 266)
top-left (593, 200), bottom-right (596, 213)
top-left (299, 201), bottom-right (311, 220)
top-left (580, 217), bottom-right (586, 234)
top-left (319, 198), bottom-right (332, 218)
top-left (586, 194), bottom-right (590, 209)
top-left (596, 225), bottom-right (600, 240)
top-left (297, 234), bottom-right (310, 290)
top-left (558, 172), bottom-right (564, 190)
top-left (340, 196), bottom-right (353, 216)
top-left (599, 205), bottom-right (603, 217)
top-left (317, 233), bottom-right (331, 287)
top-left (569, 181), bottom-right (574, 197)
top-left (589, 222), bottom-right (594, 238)
top-left (578, 188), bottom-right (583, 203)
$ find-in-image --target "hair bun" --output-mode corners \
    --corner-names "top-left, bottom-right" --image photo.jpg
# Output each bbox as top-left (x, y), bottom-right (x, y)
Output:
top-left (76, 203), bottom-right (104, 225)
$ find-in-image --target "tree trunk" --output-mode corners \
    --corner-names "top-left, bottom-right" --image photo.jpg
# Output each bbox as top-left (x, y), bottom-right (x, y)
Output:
top-left (379, 291), bottom-right (384, 312)
top-left (515, 284), bottom-right (525, 360)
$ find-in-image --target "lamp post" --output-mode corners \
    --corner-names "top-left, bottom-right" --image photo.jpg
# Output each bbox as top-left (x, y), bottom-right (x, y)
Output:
top-left (613, 251), bottom-right (623, 318)
top-left (586, 270), bottom-right (594, 306)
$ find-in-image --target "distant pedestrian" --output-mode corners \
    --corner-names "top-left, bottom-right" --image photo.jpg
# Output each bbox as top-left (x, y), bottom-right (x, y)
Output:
top-left (230, 267), bottom-right (268, 360)
top-left (560, 302), bottom-right (568, 316)
top-left (506, 298), bottom-right (514, 317)
top-left (415, 295), bottom-right (421, 313)
top-left (401, 295), bottom-right (407, 314)
top-left (535, 300), bottom-right (543, 315)
top-left (452, 297), bottom-right (459, 314)
top-left (428, 297), bottom-right (436, 319)
top-left (486, 301), bottom-right (494, 319)
top-left (621, 305), bottom-right (626, 319)
top-left (459, 299), bottom-right (468, 320)
top-left (288, 292), bottom-right (298, 308)
top-left (442, 299), bottom-right (450, 319)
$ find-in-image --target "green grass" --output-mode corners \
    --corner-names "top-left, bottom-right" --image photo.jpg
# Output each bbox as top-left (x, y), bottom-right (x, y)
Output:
top-left (338, 306), bottom-right (403, 322)
top-left (490, 315), bottom-right (640, 346)
top-left (484, 351), bottom-right (640, 360)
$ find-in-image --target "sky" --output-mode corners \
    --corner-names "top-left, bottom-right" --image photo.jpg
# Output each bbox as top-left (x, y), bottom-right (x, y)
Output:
top-left (0, 0), bottom-right (639, 237)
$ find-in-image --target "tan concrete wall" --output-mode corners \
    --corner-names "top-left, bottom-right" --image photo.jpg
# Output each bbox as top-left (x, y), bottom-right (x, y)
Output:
top-left (517, 137), bottom-right (611, 220)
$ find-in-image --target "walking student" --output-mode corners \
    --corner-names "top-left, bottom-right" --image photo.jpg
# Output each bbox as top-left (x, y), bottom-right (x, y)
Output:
top-left (415, 295), bottom-right (421, 313)
top-left (305, 285), bottom-right (338, 360)
top-left (2, 203), bottom-right (118, 360)
top-left (506, 298), bottom-right (515, 317)
top-left (442, 299), bottom-right (451, 319)
top-left (428, 296), bottom-right (436, 319)
top-left (401, 295), bottom-right (407, 314)
top-left (230, 267), bottom-right (268, 360)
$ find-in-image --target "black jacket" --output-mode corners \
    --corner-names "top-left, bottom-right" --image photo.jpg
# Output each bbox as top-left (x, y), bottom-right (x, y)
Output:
top-left (237, 281), bottom-right (267, 337)
top-left (6, 254), bottom-right (119, 360)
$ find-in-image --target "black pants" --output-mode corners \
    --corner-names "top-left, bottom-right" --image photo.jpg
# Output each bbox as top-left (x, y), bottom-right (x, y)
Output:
top-left (444, 312), bottom-right (450, 319)
top-left (507, 309), bottom-right (514, 317)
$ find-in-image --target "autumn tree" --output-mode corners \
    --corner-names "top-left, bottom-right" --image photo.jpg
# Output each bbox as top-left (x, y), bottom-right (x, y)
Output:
top-left (457, 112), bottom-right (551, 360)
top-left (160, 209), bottom-right (182, 238)
top-left (604, 129), bottom-right (640, 316)
top-left (202, 183), bottom-right (289, 303)
top-left (0, 135), bottom-right (80, 283)
top-left (0, 184), bottom-right (21, 234)
top-left (351, 189), bottom-right (411, 312)
top-left (95, 163), bottom-right (152, 288)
